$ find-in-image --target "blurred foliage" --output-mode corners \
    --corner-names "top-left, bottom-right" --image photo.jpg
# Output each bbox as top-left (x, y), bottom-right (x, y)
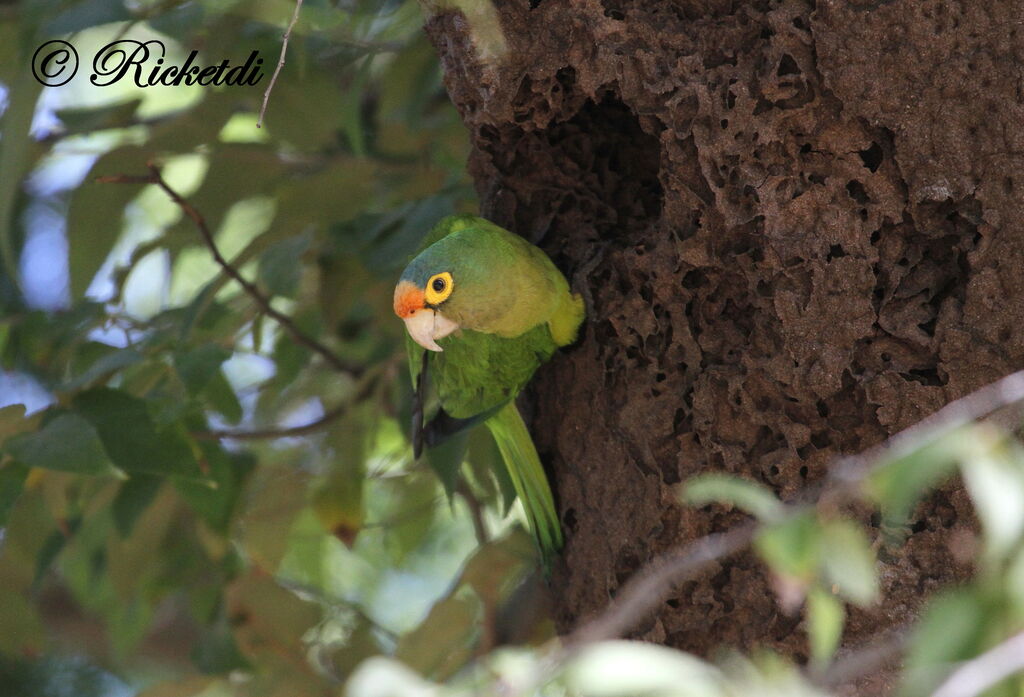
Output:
top-left (0, 0), bottom-right (543, 694)
top-left (3, 1), bottom-right (1024, 697)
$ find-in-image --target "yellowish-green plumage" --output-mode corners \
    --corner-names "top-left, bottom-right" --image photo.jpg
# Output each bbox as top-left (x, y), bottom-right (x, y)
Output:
top-left (397, 215), bottom-right (584, 560)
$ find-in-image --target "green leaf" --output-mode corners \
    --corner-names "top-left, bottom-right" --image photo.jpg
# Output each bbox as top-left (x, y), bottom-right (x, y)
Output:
top-left (272, 331), bottom-right (312, 386)
top-left (395, 592), bottom-right (481, 680)
top-left (72, 388), bottom-right (202, 479)
top-left (63, 347), bottom-right (144, 391)
top-left (67, 146), bottom-right (149, 299)
top-left (0, 69), bottom-right (43, 287)
top-left (566, 641), bottom-right (726, 697)
top-left (137, 676), bottom-right (220, 697)
top-left (44, 0), bottom-right (132, 35)
top-left (459, 530), bottom-right (535, 607)
top-left (54, 99), bottom-right (142, 135)
top-left (682, 473), bottom-right (783, 521)
top-left (0, 20), bottom-right (20, 86)
top-left (258, 232), bottom-right (312, 298)
top-left (174, 344), bottom-right (231, 395)
top-left (225, 572), bottom-right (322, 669)
top-left (425, 428), bottom-right (469, 501)
top-left (4, 412), bottom-right (117, 475)
top-left (866, 427), bottom-right (967, 527)
top-left (381, 470), bottom-right (438, 559)
top-left (260, 73), bottom-right (347, 153)
top-left (106, 594), bottom-right (154, 659)
top-left (324, 620), bottom-right (381, 685)
top-left (807, 586), bottom-right (844, 666)
top-left (176, 448), bottom-right (254, 534)
top-left (467, 425), bottom-right (515, 513)
top-left (0, 654), bottom-right (130, 697)
top-left (350, 196), bottom-right (458, 274)
top-left (203, 370), bottom-right (243, 424)
top-left (820, 519), bottom-right (878, 606)
top-left (191, 618), bottom-right (251, 674)
top-left (960, 433), bottom-right (1024, 561)
top-left (0, 403), bottom-right (36, 440)
top-left (111, 475), bottom-right (162, 538)
top-left (312, 466), bottom-right (366, 549)
top-left (754, 512), bottom-right (821, 581)
top-left (0, 462), bottom-right (28, 526)
top-left (379, 37), bottom-right (444, 123)
top-left (33, 516), bottom-right (81, 588)
top-left (237, 464), bottom-right (309, 571)
top-left (901, 589), bottom-right (988, 697)
top-left (0, 590), bottom-right (43, 656)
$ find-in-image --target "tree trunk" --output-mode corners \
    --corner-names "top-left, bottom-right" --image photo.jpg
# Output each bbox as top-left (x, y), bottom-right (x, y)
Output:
top-left (425, 0), bottom-right (1017, 670)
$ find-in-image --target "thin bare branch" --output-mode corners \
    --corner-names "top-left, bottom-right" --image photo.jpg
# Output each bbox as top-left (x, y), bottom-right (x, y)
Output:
top-left (458, 481), bottom-right (490, 545)
top-left (196, 404), bottom-right (345, 441)
top-left (930, 631), bottom-right (1024, 697)
top-left (95, 174), bottom-right (152, 184)
top-left (831, 370), bottom-right (1024, 488)
top-left (820, 628), bottom-right (910, 691)
top-left (100, 166), bottom-right (363, 376)
top-left (257, 0), bottom-right (304, 128)
top-left (565, 524), bottom-right (755, 646)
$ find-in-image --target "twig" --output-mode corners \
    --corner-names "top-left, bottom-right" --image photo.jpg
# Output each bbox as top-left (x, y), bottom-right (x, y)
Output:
top-left (257, 0), bottom-right (303, 128)
top-left (820, 628), bottom-right (910, 690)
top-left (830, 370), bottom-right (1024, 488)
top-left (98, 165), bottom-right (362, 376)
top-left (196, 403), bottom-right (345, 441)
top-left (458, 481), bottom-right (489, 545)
top-left (565, 525), bottom-right (755, 647)
top-left (930, 631), bottom-right (1024, 697)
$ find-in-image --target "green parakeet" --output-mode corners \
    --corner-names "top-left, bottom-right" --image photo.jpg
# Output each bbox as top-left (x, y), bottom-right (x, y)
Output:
top-left (393, 215), bottom-right (585, 559)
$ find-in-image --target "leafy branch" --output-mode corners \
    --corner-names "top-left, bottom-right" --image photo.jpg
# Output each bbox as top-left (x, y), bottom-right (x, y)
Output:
top-left (98, 163), bottom-right (364, 376)
top-left (594, 370), bottom-right (1024, 637)
top-left (471, 368), bottom-right (1024, 697)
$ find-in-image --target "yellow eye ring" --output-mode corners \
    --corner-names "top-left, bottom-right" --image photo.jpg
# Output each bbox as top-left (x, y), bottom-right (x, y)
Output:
top-left (424, 271), bottom-right (454, 305)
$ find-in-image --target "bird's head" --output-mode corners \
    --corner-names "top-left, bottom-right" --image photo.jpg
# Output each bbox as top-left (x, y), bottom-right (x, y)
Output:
top-left (393, 251), bottom-right (461, 352)
top-left (394, 227), bottom-right (517, 351)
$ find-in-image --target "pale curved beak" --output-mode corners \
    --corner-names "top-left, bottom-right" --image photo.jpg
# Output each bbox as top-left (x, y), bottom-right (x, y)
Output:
top-left (402, 308), bottom-right (459, 352)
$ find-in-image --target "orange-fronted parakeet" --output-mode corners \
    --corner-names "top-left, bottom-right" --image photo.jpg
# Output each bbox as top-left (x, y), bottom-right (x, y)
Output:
top-left (393, 215), bottom-right (584, 559)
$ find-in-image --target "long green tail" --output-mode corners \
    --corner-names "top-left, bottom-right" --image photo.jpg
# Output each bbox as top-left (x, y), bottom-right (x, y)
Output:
top-left (485, 402), bottom-right (563, 562)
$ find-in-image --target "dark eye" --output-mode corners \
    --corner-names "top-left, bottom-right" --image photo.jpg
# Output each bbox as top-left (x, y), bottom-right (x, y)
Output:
top-left (432, 277), bottom-right (446, 292)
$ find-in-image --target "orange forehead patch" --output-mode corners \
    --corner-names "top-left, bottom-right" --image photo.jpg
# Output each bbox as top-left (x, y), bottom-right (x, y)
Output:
top-left (393, 281), bottom-right (425, 318)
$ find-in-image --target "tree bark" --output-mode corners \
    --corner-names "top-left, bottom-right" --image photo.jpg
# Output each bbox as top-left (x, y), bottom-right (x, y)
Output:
top-left (425, 0), bottom-right (1018, 673)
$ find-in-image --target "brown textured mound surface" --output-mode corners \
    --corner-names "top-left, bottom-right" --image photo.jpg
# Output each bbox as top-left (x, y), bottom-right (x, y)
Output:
top-left (426, 0), bottom-right (1019, 676)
